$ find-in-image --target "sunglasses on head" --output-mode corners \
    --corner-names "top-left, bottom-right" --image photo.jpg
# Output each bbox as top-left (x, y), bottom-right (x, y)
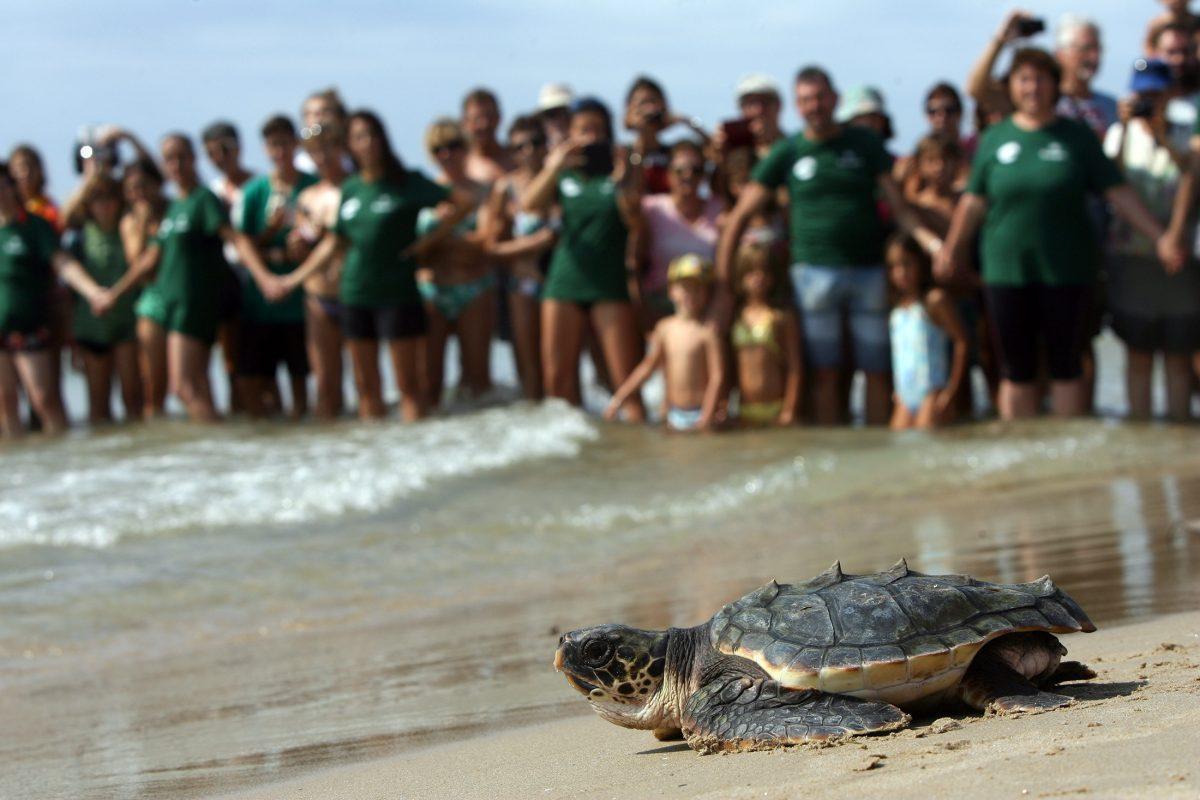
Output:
top-left (300, 123), bottom-right (323, 140)
top-left (926, 104), bottom-right (962, 116)
top-left (433, 139), bottom-right (467, 155)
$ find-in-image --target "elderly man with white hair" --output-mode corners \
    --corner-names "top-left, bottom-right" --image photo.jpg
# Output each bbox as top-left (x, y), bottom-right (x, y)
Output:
top-left (1055, 13), bottom-right (1118, 139)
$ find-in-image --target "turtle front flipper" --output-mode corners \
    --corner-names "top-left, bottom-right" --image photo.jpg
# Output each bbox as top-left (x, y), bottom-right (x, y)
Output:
top-left (681, 675), bottom-right (910, 754)
top-left (958, 652), bottom-right (1073, 714)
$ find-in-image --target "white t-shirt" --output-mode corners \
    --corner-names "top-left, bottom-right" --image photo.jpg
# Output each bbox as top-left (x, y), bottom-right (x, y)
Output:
top-left (1103, 120), bottom-right (1184, 256)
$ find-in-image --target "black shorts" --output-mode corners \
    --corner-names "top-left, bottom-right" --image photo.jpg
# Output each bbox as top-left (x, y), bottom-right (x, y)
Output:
top-left (1111, 310), bottom-right (1200, 354)
top-left (237, 321), bottom-right (309, 378)
top-left (219, 264), bottom-right (243, 322)
top-left (341, 302), bottom-right (427, 341)
top-left (984, 284), bottom-right (1091, 383)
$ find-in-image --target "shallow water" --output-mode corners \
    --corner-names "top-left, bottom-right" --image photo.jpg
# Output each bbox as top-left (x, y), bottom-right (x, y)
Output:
top-left (2, 338), bottom-right (1200, 799)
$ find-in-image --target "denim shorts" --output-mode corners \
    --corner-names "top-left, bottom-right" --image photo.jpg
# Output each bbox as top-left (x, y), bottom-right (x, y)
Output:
top-left (790, 263), bottom-right (890, 373)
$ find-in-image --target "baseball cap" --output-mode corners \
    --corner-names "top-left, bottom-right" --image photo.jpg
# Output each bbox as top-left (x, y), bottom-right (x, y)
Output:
top-left (667, 253), bottom-right (714, 284)
top-left (735, 74), bottom-right (782, 102)
top-left (1130, 58), bottom-right (1172, 93)
top-left (836, 86), bottom-right (888, 123)
top-left (538, 83), bottom-right (575, 112)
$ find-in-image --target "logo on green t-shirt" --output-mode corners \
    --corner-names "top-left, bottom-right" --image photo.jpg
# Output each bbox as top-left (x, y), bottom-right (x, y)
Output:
top-left (997, 141), bottom-right (1021, 164)
top-left (340, 197), bottom-right (362, 221)
top-left (561, 177), bottom-right (583, 197)
top-left (2, 237), bottom-right (26, 256)
top-left (1038, 142), bottom-right (1068, 162)
top-left (369, 194), bottom-right (397, 214)
top-left (792, 156), bottom-right (817, 181)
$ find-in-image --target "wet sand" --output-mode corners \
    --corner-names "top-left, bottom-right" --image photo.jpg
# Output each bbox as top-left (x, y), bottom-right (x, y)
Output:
top-left (221, 610), bottom-right (1200, 800)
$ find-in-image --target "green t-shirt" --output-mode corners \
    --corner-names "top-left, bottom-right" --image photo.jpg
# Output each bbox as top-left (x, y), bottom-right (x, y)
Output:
top-left (751, 127), bottom-right (891, 267)
top-left (334, 170), bottom-right (449, 307)
top-left (543, 171), bottom-right (629, 303)
top-left (69, 221), bottom-right (137, 344)
top-left (0, 212), bottom-right (58, 333)
top-left (154, 187), bottom-right (229, 308)
top-left (967, 116), bottom-right (1123, 286)
top-left (238, 172), bottom-right (317, 324)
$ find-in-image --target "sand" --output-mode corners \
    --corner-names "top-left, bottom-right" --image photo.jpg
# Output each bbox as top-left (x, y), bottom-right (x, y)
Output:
top-left (219, 610), bottom-right (1200, 800)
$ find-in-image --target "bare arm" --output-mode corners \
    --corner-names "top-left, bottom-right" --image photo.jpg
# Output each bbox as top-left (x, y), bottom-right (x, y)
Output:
top-left (486, 227), bottom-right (556, 261)
top-left (51, 250), bottom-right (105, 310)
top-left (934, 193), bottom-right (988, 283)
top-left (699, 324), bottom-right (726, 429)
top-left (604, 327), bottom-right (665, 420)
top-left (119, 213), bottom-right (151, 268)
top-left (60, 174), bottom-right (101, 230)
top-left (521, 138), bottom-right (583, 213)
top-left (1106, 183), bottom-right (1186, 273)
top-left (778, 310), bottom-right (804, 426)
top-left (879, 173), bottom-right (942, 255)
top-left (219, 224), bottom-right (278, 295)
top-left (406, 185), bottom-right (477, 262)
top-left (280, 231), bottom-right (344, 293)
top-left (105, 242), bottom-right (161, 305)
top-left (925, 288), bottom-right (970, 419)
top-left (966, 10), bottom-right (1025, 109)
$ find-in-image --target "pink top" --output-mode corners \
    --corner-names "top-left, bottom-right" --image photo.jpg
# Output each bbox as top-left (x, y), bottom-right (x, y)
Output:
top-left (640, 194), bottom-right (722, 294)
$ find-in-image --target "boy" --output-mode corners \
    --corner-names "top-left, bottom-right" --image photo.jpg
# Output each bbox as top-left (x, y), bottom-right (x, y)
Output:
top-left (236, 115), bottom-right (317, 418)
top-left (605, 254), bottom-right (724, 431)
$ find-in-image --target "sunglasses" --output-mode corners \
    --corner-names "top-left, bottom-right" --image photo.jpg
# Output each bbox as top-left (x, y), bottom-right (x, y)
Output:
top-left (511, 138), bottom-right (546, 152)
top-left (300, 123), bottom-right (324, 140)
top-left (433, 139), bottom-right (467, 155)
top-left (925, 104), bottom-right (962, 117)
top-left (671, 164), bottom-right (704, 177)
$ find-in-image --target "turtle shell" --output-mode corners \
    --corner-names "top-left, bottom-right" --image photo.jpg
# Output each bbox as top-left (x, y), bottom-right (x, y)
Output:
top-left (708, 560), bottom-right (1095, 706)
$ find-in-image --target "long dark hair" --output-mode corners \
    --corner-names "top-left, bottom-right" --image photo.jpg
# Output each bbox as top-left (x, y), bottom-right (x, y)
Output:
top-left (347, 109), bottom-right (407, 184)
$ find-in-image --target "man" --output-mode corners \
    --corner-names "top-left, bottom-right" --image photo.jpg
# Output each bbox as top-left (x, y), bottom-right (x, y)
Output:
top-left (733, 73), bottom-right (784, 158)
top-left (461, 87), bottom-right (512, 185)
top-left (1055, 14), bottom-right (1117, 138)
top-left (1154, 23), bottom-right (1200, 143)
top-left (716, 66), bottom-right (942, 426)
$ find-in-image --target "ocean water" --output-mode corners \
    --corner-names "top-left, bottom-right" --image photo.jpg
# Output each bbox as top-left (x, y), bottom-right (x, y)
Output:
top-left (2, 336), bottom-right (1199, 799)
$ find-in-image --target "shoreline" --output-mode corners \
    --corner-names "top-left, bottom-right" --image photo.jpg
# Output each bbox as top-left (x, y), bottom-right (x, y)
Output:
top-left (217, 610), bottom-right (1200, 800)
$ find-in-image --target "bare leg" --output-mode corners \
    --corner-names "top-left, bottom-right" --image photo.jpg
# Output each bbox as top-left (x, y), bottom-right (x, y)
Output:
top-left (347, 338), bottom-right (386, 419)
top-left (997, 379), bottom-right (1040, 420)
top-left (388, 337), bottom-right (426, 422)
top-left (0, 353), bottom-right (23, 437)
top-left (423, 306), bottom-right (449, 409)
top-left (508, 289), bottom-right (542, 401)
top-left (457, 290), bottom-right (495, 398)
top-left (237, 376), bottom-right (270, 419)
top-left (590, 302), bottom-right (645, 422)
top-left (1049, 378), bottom-right (1086, 418)
top-left (915, 393), bottom-right (940, 429)
top-left (137, 317), bottom-right (167, 419)
top-left (863, 371), bottom-right (891, 426)
top-left (14, 350), bottom-right (68, 433)
top-left (541, 300), bottom-right (586, 405)
top-left (81, 349), bottom-right (115, 425)
top-left (288, 372), bottom-right (308, 420)
top-left (890, 398), bottom-right (914, 430)
top-left (1125, 349), bottom-right (1153, 421)
top-left (167, 332), bottom-right (219, 422)
top-left (113, 340), bottom-right (143, 422)
top-left (219, 320), bottom-right (241, 414)
top-left (1164, 353), bottom-right (1193, 422)
top-left (305, 298), bottom-right (343, 420)
top-left (812, 368), bottom-right (842, 425)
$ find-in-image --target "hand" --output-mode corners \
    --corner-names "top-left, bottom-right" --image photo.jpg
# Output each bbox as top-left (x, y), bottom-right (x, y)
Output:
top-left (775, 409), bottom-right (795, 427)
top-left (545, 137), bottom-right (585, 173)
top-left (286, 228), bottom-right (314, 263)
top-left (603, 400), bottom-right (620, 421)
top-left (933, 247), bottom-right (960, 283)
top-left (1157, 232), bottom-right (1187, 275)
top-left (90, 289), bottom-right (115, 317)
top-left (261, 274), bottom-right (292, 303)
top-left (997, 9), bottom-right (1033, 44)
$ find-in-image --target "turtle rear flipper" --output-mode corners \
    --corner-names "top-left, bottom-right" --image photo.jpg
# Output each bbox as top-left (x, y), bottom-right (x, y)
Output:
top-left (959, 652), bottom-right (1073, 714)
top-left (681, 675), bottom-right (909, 754)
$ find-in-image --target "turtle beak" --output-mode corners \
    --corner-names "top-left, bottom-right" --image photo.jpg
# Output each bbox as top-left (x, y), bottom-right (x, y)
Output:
top-left (553, 646), bottom-right (566, 672)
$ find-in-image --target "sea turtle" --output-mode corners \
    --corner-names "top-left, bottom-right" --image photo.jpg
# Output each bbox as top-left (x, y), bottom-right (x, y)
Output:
top-left (553, 561), bottom-right (1097, 753)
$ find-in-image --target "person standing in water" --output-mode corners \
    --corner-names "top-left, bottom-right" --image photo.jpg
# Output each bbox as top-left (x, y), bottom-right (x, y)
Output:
top-left (120, 157), bottom-right (170, 418)
top-left (521, 97), bottom-right (647, 421)
top-left (235, 115), bottom-right (316, 419)
top-left (292, 121), bottom-right (348, 420)
top-left (275, 110), bottom-right (476, 422)
top-left (462, 88), bottom-right (513, 184)
top-left (99, 134), bottom-right (276, 422)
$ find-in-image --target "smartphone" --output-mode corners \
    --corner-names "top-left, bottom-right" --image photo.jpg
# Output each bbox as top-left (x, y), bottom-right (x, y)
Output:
top-left (720, 118), bottom-right (755, 151)
top-left (1131, 97), bottom-right (1155, 119)
top-left (581, 143), bottom-right (614, 177)
top-left (1015, 17), bottom-right (1045, 37)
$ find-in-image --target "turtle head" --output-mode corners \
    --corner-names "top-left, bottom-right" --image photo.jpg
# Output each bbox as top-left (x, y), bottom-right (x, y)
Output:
top-left (554, 624), bottom-right (670, 729)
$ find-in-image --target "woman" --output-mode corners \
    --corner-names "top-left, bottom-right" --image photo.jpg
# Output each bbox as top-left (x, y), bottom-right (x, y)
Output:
top-left (521, 97), bottom-right (646, 420)
top-left (121, 158), bottom-right (170, 418)
top-left (634, 140), bottom-right (722, 329)
top-left (937, 48), bottom-right (1184, 419)
top-left (276, 110), bottom-right (474, 422)
top-left (1104, 59), bottom-right (1200, 420)
top-left (0, 162), bottom-right (108, 436)
top-left (483, 115), bottom-right (557, 401)
top-left (897, 83), bottom-right (973, 200)
top-left (8, 145), bottom-right (60, 230)
top-left (59, 173), bottom-right (143, 423)
top-left (417, 118), bottom-right (494, 408)
top-left (101, 134), bottom-right (275, 422)
top-left (292, 122), bottom-right (348, 420)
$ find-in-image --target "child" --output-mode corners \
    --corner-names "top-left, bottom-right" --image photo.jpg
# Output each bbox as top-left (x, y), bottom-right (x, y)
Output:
top-left (605, 254), bottom-right (723, 431)
top-left (911, 135), bottom-right (964, 237)
top-left (731, 242), bottom-right (801, 426)
top-left (887, 234), bottom-right (969, 430)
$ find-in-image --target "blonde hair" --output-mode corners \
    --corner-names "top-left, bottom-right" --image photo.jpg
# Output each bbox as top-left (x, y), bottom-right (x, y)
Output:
top-left (734, 240), bottom-right (780, 296)
top-left (424, 117), bottom-right (465, 154)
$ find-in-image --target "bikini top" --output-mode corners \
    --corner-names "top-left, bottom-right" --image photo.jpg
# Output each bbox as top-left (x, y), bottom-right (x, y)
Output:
top-left (732, 312), bottom-right (781, 356)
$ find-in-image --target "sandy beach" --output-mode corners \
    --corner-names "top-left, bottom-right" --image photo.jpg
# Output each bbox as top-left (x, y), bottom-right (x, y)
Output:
top-left (220, 610), bottom-right (1200, 800)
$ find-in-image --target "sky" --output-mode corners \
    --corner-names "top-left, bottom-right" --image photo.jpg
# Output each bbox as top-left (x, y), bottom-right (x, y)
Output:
top-left (5, 0), bottom-right (1157, 196)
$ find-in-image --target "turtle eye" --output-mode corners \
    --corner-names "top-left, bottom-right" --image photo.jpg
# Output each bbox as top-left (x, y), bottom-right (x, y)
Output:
top-left (581, 639), bottom-right (611, 666)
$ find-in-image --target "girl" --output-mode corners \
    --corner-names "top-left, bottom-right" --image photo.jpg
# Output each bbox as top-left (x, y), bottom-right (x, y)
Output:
top-left (101, 133), bottom-right (276, 422)
top-left (277, 110), bottom-right (474, 422)
top-left (482, 115), bottom-right (557, 401)
top-left (417, 118), bottom-right (494, 408)
top-left (292, 122), bottom-right (348, 420)
top-left (888, 234), bottom-right (969, 430)
top-left (732, 243), bottom-right (801, 426)
top-left (121, 158), bottom-right (170, 418)
top-left (521, 97), bottom-right (646, 420)
top-left (62, 173), bottom-right (142, 423)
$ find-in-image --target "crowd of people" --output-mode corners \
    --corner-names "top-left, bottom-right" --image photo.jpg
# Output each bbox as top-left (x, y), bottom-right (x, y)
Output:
top-left (4, 4), bottom-right (1200, 438)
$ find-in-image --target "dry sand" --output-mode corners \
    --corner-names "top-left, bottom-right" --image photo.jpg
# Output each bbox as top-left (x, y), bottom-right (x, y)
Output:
top-left (219, 610), bottom-right (1200, 800)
